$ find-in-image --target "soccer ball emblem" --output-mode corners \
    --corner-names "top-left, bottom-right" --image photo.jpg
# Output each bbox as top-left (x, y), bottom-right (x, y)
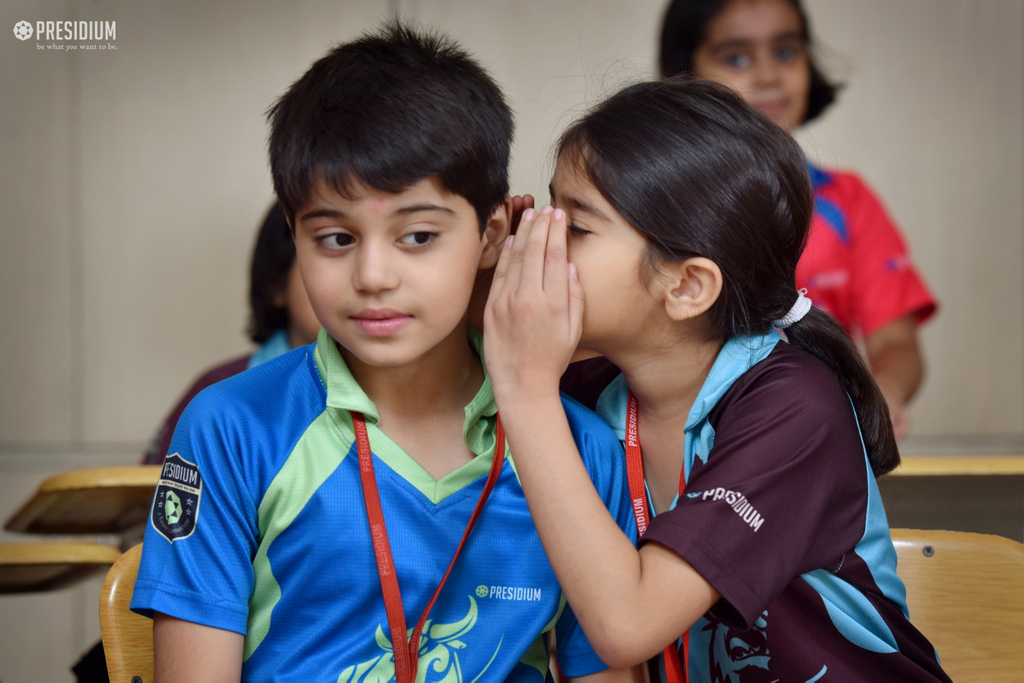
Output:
top-left (164, 490), bottom-right (183, 524)
top-left (13, 21), bottom-right (33, 41)
top-left (475, 585), bottom-right (489, 598)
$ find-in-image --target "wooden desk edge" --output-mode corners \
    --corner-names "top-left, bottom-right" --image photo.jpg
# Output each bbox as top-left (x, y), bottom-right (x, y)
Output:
top-left (37, 465), bottom-right (161, 492)
top-left (887, 455), bottom-right (1024, 477)
top-left (4, 465), bottom-right (161, 532)
top-left (0, 540), bottom-right (123, 564)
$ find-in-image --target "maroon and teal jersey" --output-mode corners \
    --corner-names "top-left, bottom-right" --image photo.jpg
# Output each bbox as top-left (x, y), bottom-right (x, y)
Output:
top-left (798, 166), bottom-right (936, 338)
top-left (132, 329), bottom-right (636, 682)
top-left (567, 332), bottom-right (949, 682)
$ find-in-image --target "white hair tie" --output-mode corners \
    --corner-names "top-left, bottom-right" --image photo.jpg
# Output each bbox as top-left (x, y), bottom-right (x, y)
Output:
top-left (773, 289), bottom-right (812, 329)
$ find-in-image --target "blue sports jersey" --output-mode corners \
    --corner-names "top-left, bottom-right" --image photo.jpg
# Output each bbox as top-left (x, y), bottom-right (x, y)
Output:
top-left (132, 329), bottom-right (636, 682)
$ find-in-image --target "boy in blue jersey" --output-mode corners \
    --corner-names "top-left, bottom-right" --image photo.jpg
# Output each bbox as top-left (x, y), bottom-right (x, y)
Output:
top-left (130, 23), bottom-right (641, 683)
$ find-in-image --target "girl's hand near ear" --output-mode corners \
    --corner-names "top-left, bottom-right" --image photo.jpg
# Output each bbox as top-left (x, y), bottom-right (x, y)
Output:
top-left (484, 206), bottom-right (584, 406)
top-left (510, 194), bottom-right (535, 235)
top-left (484, 207), bottom-right (719, 670)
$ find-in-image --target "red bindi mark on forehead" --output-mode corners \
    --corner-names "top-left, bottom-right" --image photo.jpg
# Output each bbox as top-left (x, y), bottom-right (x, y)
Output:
top-left (371, 198), bottom-right (385, 213)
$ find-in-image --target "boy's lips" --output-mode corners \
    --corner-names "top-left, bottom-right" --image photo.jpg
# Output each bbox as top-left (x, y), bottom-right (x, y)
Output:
top-left (351, 309), bottom-right (413, 336)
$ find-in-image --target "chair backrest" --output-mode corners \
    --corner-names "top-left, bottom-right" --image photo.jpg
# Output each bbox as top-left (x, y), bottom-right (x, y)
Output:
top-left (99, 544), bottom-right (153, 683)
top-left (890, 528), bottom-right (1024, 682)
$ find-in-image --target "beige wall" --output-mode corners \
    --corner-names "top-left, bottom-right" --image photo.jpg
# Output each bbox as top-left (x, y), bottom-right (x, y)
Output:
top-left (0, 0), bottom-right (1021, 679)
top-left (800, 0), bottom-right (1024, 437)
top-left (1, 0), bottom-right (1021, 450)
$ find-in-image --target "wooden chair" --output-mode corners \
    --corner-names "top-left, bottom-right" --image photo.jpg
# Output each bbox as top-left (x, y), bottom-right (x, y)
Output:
top-left (99, 544), bottom-right (153, 683)
top-left (891, 528), bottom-right (1024, 681)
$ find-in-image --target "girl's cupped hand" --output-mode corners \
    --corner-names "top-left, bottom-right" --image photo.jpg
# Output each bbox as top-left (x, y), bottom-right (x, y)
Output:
top-left (484, 206), bottom-right (584, 405)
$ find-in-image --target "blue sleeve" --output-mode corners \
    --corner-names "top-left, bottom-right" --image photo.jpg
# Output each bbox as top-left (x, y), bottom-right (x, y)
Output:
top-left (553, 395), bottom-right (637, 677)
top-left (130, 383), bottom-right (263, 634)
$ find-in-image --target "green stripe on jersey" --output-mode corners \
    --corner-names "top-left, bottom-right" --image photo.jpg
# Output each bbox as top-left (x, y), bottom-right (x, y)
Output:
top-left (245, 410), bottom-right (350, 659)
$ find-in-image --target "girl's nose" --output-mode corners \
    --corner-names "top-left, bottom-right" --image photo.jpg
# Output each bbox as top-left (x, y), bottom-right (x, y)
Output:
top-left (751, 51), bottom-right (782, 86)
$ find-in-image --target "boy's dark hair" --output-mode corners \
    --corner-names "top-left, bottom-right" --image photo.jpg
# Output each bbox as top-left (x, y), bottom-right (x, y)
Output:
top-left (557, 77), bottom-right (898, 476)
top-left (247, 202), bottom-right (295, 344)
top-left (267, 22), bottom-right (513, 230)
top-left (658, 0), bottom-right (839, 125)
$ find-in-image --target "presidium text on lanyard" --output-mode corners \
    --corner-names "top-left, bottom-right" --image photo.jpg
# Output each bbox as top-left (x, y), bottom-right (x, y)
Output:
top-left (626, 392), bottom-right (689, 683)
top-left (353, 411), bottom-right (506, 683)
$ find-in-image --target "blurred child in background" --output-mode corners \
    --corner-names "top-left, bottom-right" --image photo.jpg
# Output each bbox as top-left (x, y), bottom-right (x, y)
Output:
top-left (141, 202), bottom-right (320, 465)
top-left (659, 0), bottom-right (937, 438)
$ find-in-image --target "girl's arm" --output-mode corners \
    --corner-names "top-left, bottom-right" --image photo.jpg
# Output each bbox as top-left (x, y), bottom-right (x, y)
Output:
top-left (485, 208), bottom-right (719, 668)
top-left (571, 665), bottom-right (649, 682)
top-left (154, 613), bottom-right (243, 682)
top-left (865, 314), bottom-right (923, 440)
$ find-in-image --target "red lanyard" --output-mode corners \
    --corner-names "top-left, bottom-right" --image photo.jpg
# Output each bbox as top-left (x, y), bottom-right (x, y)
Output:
top-left (353, 411), bottom-right (506, 683)
top-left (625, 392), bottom-right (689, 683)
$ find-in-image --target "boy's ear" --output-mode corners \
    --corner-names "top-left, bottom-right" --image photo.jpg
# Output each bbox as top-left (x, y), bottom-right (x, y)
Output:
top-left (478, 196), bottom-right (513, 269)
top-left (660, 257), bottom-right (723, 322)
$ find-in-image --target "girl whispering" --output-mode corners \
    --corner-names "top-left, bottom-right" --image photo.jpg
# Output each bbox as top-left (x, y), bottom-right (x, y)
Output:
top-left (484, 79), bottom-right (949, 682)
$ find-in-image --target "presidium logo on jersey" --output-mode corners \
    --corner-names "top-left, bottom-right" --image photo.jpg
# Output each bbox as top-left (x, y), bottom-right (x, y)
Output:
top-left (686, 487), bottom-right (765, 532)
top-left (151, 453), bottom-right (203, 542)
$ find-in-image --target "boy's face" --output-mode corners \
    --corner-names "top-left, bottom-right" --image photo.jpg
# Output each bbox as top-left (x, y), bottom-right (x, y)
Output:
top-left (292, 176), bottom-right (506, 369)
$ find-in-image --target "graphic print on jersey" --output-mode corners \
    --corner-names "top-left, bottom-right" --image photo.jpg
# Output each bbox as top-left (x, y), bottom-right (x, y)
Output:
top-left (151, 453), bottom-right (202, 542)
top-left (337, 595), bottom-right (503, 682)
top-left (704, 611), bottom-right (826, 683)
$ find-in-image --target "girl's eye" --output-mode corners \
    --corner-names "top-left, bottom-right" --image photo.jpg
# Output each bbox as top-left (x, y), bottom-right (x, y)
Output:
top-left (319, 233), bottom-right (355, 249)
top-left (723, 52), bottom-right (751, 69)
top-left (568, 223), bottom-right (591, 237)
top-left (774, 45), bottom-right (801, 62)
top-left (399, 231), bottom-right (437, 246)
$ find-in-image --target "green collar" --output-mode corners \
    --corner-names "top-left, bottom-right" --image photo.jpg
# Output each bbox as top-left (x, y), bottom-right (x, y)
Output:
top-left (313, 327), bottom-right (503, 503)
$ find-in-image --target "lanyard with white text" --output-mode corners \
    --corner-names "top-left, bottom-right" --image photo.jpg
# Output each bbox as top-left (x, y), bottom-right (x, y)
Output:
top-left (353, 411), bottom-right (506, 683)
top-left (625, 392), bottom-right (689, 683)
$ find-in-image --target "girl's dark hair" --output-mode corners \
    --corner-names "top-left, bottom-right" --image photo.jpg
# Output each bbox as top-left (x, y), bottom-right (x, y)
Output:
top-left (658, 0), bottom-right (839, 125)
top-left (557, 78), bottom-right (897, 475)
top-left (248, 202), bottom-right (295, 344)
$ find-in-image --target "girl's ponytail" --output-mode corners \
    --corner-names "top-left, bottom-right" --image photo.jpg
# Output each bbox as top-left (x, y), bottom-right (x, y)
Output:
top-left (783, 306), bottom-right (899, 476)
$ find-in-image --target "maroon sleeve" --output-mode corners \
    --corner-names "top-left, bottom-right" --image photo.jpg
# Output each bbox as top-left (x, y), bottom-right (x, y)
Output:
top-left (640, 345), bottom-right (869, 629)
top-left (141, 355), bottom-right (251, 465)
top-left (559, 357), bottom-right (621, 411)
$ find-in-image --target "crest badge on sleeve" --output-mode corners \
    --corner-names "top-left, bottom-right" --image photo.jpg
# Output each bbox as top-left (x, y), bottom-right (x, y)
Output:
top-left (151, 453), bottom-right (203, 542)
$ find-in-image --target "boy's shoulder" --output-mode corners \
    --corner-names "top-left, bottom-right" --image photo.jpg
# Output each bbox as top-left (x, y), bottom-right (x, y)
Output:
top-left (560, 391), bottom-right (615, 434)
top-left (186, 344), bottom-right (323, 416)
top-left (175, 344), bottom-right (327, 456)
top-left (557, 391), bottom-right (626, 474)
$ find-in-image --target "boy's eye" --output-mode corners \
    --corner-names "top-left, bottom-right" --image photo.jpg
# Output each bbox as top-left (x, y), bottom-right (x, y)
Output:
top-left (567, 223), bottom-right (591, 237)
top-left (399, 231), bottom-right (437, 247)
top-left (319, 233), bottom-right (355, 249)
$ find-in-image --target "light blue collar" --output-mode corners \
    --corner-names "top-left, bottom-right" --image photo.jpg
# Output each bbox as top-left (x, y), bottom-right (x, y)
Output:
top-left (596, 331), bottom-right (782, 441)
